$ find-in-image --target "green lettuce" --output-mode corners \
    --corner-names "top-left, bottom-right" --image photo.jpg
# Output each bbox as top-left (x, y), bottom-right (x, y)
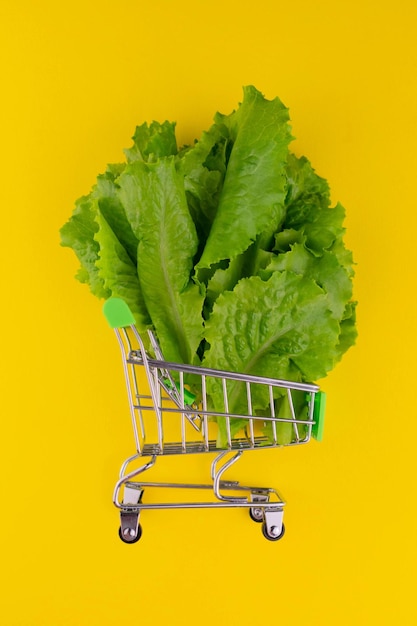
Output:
top-left (60, 85), bottom-right (357, 445)
top-left (117, 157), bottom-right (204, 364)
top-left (196, 85), bottom-right (292, 273)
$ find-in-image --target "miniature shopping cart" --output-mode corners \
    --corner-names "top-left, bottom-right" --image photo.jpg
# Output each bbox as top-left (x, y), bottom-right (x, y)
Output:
top-left (103, 298), bottom-right (326, 543)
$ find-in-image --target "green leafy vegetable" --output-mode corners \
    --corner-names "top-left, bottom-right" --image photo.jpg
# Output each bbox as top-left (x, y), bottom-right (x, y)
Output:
top-left (60, 86), bottom-right (357, 444)
top-left (60, 194), bottom-right (109, 298)
top-left (196, 85), bottom-right (292, 273)
top-left (94, 205), bottom-right (150, 333)
top-left (117, 157), bottom-right (204, 364)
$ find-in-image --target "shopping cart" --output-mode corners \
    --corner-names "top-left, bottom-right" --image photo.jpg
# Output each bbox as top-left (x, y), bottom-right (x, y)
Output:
top-left (103, 298), bottom-right (326, 543)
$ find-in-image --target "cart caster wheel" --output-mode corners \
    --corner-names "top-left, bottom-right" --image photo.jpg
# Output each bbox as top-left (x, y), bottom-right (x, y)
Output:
top-left (262, 522), bottom-right (285, 541)
top-left (249, 506), bottom-right (264, 523)
top-left (119, 524), bottom-right (142, 544)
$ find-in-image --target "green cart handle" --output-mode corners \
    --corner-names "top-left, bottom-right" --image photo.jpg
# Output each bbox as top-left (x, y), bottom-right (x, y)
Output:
top-left (103, 298), bottom-right (197, 406)
top-left (312, 391), bottom-right (326, 442)
top-left (103, 298), bottom-right (136, 329)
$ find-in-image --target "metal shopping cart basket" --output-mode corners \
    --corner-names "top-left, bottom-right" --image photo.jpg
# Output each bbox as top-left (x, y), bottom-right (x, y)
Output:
top-left (103, 298), bottom-right (326, 543)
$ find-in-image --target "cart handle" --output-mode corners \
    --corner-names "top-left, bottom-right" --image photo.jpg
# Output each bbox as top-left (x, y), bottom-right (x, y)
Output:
top-left (103, 298), bottom-right (136, 329)
top-left (312, 391), bottom-right (326, 442)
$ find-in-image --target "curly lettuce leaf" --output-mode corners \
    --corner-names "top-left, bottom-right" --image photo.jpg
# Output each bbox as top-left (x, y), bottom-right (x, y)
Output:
top-left (262, 244), bottom-right (352, 319)
top-left (284, 153), bottom-right (331, 218)
top-left (177, 124), bottom-right (227, 249)
top-left (336, 301), bottom-right (358, 359)
top-left (204, 270), bottom-right (339, 401)
top-left (204, 243), bottom-right (274, 311)
top-left (196, 86), bottom-right (292, 272)
top-left (117, 157), bottom-right (204, 363)
top-left (94, 206), bottom-right (151, 333)
top-left (281, 154), bottom-right (348, 257)
top-left (92, 165), bottom-right (138, 264)
top-left (60, 194), bottom-right (109, 298)
top-left (124, 120), bottom-right (177, 163)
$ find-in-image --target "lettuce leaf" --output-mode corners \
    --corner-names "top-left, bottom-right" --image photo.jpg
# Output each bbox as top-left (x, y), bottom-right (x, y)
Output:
top-left (60, 194), bottom-right (110, 298)
top-left (177, 124), bottom-right (227, 251)
top-left (93, 165), bottom-right (138, 264)
top-left (196, 85), bottom-right (292, 272)
top-left (117, 157), bottom-right (204, 364)
top-left (262, 244), bottom-right (352, 319)
top-left (94, 205), bottom-right (151, 333)
top-left (204, 271), bottom-right (340, 384)
top-left (124, 120), bottom-right (177, 163)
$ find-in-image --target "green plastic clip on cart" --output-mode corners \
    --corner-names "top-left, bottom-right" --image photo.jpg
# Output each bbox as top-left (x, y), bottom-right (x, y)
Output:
top-left (103, 297), bottom-right (326, 543)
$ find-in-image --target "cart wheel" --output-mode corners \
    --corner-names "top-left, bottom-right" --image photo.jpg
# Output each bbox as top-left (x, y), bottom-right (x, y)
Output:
top-left (249, 506), bottom-right (264, 523)
top-left (262, 522), bottom-right (285, 541)
top-left (118, 524), bottom-right (142, 544)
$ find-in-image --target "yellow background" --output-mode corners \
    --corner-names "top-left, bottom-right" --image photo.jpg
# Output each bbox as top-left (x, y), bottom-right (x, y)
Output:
top-left (1, 1), bottom-right (416, 624)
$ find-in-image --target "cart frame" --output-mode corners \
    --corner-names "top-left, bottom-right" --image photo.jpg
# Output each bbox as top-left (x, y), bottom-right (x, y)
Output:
top-left (104, 298), bottom-right (326, 542)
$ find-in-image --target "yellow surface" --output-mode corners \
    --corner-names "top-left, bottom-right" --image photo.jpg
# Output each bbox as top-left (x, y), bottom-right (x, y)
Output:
top-left (1, 1), bottom-right (417, 624)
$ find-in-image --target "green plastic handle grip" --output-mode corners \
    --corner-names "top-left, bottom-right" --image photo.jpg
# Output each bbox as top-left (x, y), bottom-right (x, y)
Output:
top-left (103, 298), bottom-right (136, 329)
top-left (312, 391), bottom-right (326, 442)
top-left (163, 378), bottom-right (197, 405)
